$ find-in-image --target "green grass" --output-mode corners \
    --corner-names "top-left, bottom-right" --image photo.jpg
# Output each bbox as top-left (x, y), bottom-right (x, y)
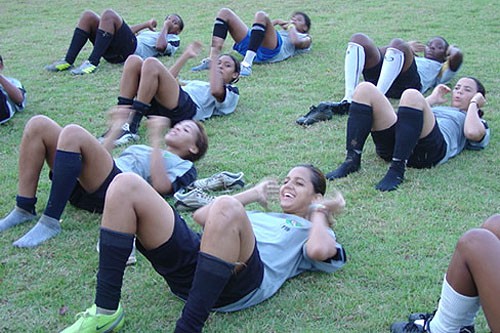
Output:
top-left (1, 0), bottom-right (499, 332)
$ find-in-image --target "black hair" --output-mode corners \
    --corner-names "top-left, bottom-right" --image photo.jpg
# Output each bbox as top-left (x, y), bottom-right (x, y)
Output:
top-left (433, 36), bottom-right (450, 52)
top-left (220, 53), bottom-right (240, 84)
top-left (467, 76), bottom-right (486, 118)
top-left (0, 55), bottom-right (3, 64)
top-left (170, 14), bottom-right (184, 32)
top-left (296, 164), bottom-right (326, 195)
top-left (293, 11), bottom-right (311, 32)
top-left (185, 121), bottom-right (208, 162)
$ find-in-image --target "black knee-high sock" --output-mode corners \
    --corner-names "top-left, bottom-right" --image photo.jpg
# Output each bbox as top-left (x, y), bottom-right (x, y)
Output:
top-left (212, 18), bottom-right (228, 39)
top-left (376, 106), bottom-right (423, 191)
top-left (392, 106), bottom-right (424, 161)
top-left (248, 23), bottom-right (266, 52)
top-left (16, 195), bottom-right (37, 215)
top-left (43, 151), bottom-right (82, 220)
top-left (345, 102), bottom-right (373, 154)
top-left (117, 96), bottom-right (134, 106)
top-left (175, 252), bottom-right (235, 333)
top-left (95, 228), bottom-right (135, 311)
top-left (129, 100), bottom-right (151, 133)
top-left (65, 27), bottom-right (90, 64)
top-left (88, 29), bottom-right (114, 66)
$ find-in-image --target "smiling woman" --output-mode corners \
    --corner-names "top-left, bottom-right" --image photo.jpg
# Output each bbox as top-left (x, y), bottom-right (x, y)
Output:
top-left (59, 164), bottom-right (347, 332)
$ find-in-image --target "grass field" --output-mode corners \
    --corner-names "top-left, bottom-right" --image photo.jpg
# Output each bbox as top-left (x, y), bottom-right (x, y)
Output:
top-left (0, 0), bottom-right (499, 332)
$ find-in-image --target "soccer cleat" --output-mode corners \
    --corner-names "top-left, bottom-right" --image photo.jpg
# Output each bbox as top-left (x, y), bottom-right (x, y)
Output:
top-left (174, 188), bottom-right (215, 211)
top-left (407, 313), bottom-right (475, 333)
top-left (191, 58), bottom-right (211, 72)
top-left (296, 103), bottom-right (333, 126)
top-left (45, 59), bottom-right (73, 72)
top-left (239, 64), bottom-right (252, 77)
top-left (60, 303), bottom-right (124, 333)
top-left (113, 123), bottom-right (139, 146)
top-left (71, 60), bottom-right (97, 75)
top-left (189, 171), bottom-right (245, 192)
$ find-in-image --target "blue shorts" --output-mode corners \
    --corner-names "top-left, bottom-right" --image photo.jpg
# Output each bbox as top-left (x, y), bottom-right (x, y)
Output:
top-left (136, 209), bottom-right (264, 308)
top-left (67, 163), bottom-right (122, 213)
top-left (89, 19), bottom-right (137, 64)
top-left (363, 51), bottom-right (422, 99)
top-left (371, 121), bottom-right (446, 168)
top-left (148, 86), bottom-right (197, 126)
top-left (232, 30), bottom-right (283, 62)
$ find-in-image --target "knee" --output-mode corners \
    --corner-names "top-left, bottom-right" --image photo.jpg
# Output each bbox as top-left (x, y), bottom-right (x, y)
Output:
top-left (79, 10), bottom-right (99, 23)
top-left (217, 8), bottom-right (234, 20)
top-left (350, 33), bottom-right (369, 45)
top-left (24, 115), bottom-right (55, 137)
top-left (481, 214), bottom-right (500, 237)
top-left (353, 81), bottom-right (377, 97)
top-left (107, 173), bottom-right (142, 200)
top-left (100, 9), bottom-right (118, 19)
top-left (142, 57), bottom-right (162, 74)
top-left (456, 228), bottom-right (493, 255)
top-left (400, 89), bottom-right (424, 105)
top-left (388, 38), bottom-right (406, 49)
top-left (254, 10), bottom-right (268, 22)
top-left (124, 55), bottom-right (143, 71)
top-left (58, 124), bottom-right (87, 146)
top-left (205, 196), bottom-right (245, 231)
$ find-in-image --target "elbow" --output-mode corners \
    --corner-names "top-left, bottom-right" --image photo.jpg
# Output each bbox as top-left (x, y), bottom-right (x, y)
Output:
top-left (307, 243), bottom-right (337, 262)
top-left (464, 127), bottom-right (485, 142)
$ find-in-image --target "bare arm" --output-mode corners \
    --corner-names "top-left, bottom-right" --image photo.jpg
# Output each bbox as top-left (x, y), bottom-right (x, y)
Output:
top-left (101, 106), bottom-right (131, 152)
top-left (425, 84), bottom-right (450, 107)
top-left (130, 19), bottom-right (157, 34)
top-left (286, 24), bottom-right (311, 49)
top-left (193, 179), bottom-right (280, 227)
top-left (0, 74), bottom-right (24, 104)
top-left (168, 41), bottom-right (202, 79)
top-left (147, 116), bottom-right (173, 195)
top-left (305, 192), bottom-right (345, 261)
top-left (464, 93), bottom-right (487, 141)
top-left (446, 45), bottom-right (463, 72)
top-left (155, 19), bottom-right (172, 52)
top-left (208, 47), bottom-right (227, 103)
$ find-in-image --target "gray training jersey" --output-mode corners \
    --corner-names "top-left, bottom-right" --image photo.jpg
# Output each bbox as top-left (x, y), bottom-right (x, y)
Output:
top-left (181, 80), bottom-right (240, 121)
top-left (114, 145), bottom-right (196, 194)
top-left (134, 31), bottom-right (180, 59)
top-left (215, 211), bottom-right (346, 312)
top-left (433, 106), bottom-right (490, 164)
top-left (257, 30), bottom-right (311, 63)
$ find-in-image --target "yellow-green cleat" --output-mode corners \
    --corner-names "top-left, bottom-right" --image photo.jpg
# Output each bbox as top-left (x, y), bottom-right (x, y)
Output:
top-left (60, 303), bottom-right (124, 333)
top-left (71, 60), bottom-right (97, 75)
top-left (45, 59), bottom-right (73, 72)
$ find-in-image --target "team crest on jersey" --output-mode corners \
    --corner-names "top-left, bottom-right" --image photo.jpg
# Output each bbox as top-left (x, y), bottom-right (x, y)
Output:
top-left (281, 218), bottom-right (304, 231)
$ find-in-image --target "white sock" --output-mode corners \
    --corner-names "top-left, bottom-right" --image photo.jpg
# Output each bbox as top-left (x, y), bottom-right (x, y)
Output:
top-left (343, 42), bottom-right (365, 102)
top-left (429, 275), bottom-right (480, 333)
top-left (242, 50), bottom-right (257, 67)
top-left (376, 47), bottom-right (404, 95)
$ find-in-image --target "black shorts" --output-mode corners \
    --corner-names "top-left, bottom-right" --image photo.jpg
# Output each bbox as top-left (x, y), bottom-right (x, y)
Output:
top-left (148, 86), bottom-right (197, 126)
top-left (67, 163), bottom-right (122, 213)
top-left (96, 20), bottom-right (137, 64)
top-left (363, 51), bottom-right (422, 99)
top-left (0, 91), bottom-right (10, 123)
top-left (371, 122), bottom-right (446, 168)
top-left (137, 209), bottom-right (264, 308)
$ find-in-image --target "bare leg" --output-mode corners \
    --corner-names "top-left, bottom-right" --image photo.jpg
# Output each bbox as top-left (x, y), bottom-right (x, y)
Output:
top-left (101, 173), bottom-right (175, 249)
top-left (76, 10), bottom-right (101, 35)
top-left (135, 57), bottom-right (180, 110)
top-left (214, 8), bottom-right (249, 49)
top-left (119, 55), bottom-right (144, 100)
top-left (445, 216), bottom-right (500, 331)
top-left (254, 11), bottom-right (278, 50)
top-left (350, 33), bottom-right (381, 69)
top-left (353, 82), bottom-right (397, 131)
top-left (399, 88), bottom-right (435, 138)
top-left (96, 9), bottom-right (123, 34)
top-left (17, 116), bottom-right (62, 197)
top-left (200, 196), bottom-right (256, 263)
